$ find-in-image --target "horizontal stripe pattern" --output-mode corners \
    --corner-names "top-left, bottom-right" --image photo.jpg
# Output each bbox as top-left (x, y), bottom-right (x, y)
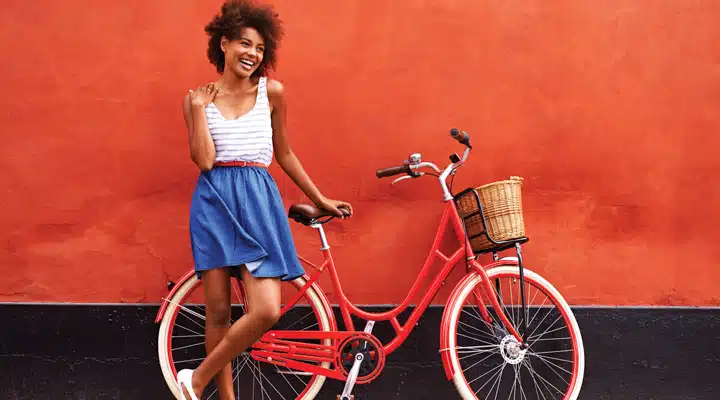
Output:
top-left (206, 77), bottom-right (273, 166)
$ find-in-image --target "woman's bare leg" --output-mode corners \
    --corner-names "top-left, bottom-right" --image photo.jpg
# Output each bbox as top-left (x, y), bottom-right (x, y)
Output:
top-left (199, 268), bottom-right (235, 400)
top-left (183, 266), bottom-right (282, 398)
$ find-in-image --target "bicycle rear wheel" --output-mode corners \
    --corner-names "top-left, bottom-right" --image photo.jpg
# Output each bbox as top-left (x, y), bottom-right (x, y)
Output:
top-left (446, 266), bottom-right (585, 399)
top-left (157, 274), bottom-right (332, 399)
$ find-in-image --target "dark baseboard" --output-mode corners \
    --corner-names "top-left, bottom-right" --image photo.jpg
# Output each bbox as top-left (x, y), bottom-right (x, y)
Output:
top-left (1, 304), bottom-right (718, 399)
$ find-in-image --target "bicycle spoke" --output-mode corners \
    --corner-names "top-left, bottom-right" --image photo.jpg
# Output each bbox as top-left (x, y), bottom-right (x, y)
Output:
top-left (523, 358), bottom-right (550, 400)
top-left (172, 334), bottom-right (205, 339)
top-left (254, 359), bottom-right (287, 399)
top-left (299, 322), bottom-right (319, 331)
top-left (458, 329), bottom-right (498, 345)
top-left (246, 359), bottom-right (272, 399)
top-left (529, 325), bottom-right (567, 342)
top-left (527, 351), bottom-right (571, 385)
top-left (173, 341), bottom-right (207, 352)
top-left (487, 361), bottom-right (507, 400)
top-left (508, 364), bottom-right (517, 400)
top-left (529, 336), bottom-right (570, 343)
top-left (525, 308), bottom-right (554, 343)
top-left (465, 352), bottom-right (501, 381)
top-left (283, 310), bottom-right (315, 331)
top-left (456, 344), bottom-right (500, 353)
top-left (526, 354), bottom-right (574, 388)
top-left (174, 356), bottom-right (206, 365)
top-left (508, 280), bottom-right (516, 329)
top-left (286, 365), bottom-right (308, 385)
top-left (473, 363), bottom-right (505, 395)
top-left (457, 345), bottom-right (499, 361)
top-left (462, 308), bottom-right (498, 335)
top-left (231, 283), bottom-right (245, 308)
top-left (206, 356), bottom-right (247, 399)
top-left (526, 293), bottom-right (548, 328)
top-left (459, 318), bottom-right (498, 342)
top-left (527, 314), bottom-right (562, 342)
top-left (515, 363), bottom-right (528, 400)
top-left (522, 358), bottom-right (564, 398)
top-left (274, 364), bottom-right (301, 397)
top-left (526, 352), bottom-right (574, 365)
top-left (176, 310), bottom-right (207, 332)
top-left (164, 297), bottom-right (206, 322)
top-left (528, 322), bottom-right (567, 344)
top-left (172, 323), bottom-right (204, 337)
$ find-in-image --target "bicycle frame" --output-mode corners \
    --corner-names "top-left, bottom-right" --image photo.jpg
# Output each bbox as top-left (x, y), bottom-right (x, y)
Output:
top-left (250, 141), bottom-right (528, 381)
top-left (273, 196), bottom-right (524, 357)
top-left (155, 131), bottom-right (579, 398)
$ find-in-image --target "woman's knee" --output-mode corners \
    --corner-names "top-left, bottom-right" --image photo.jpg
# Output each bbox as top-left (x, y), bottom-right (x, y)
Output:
top-left (206, 300), bottom-right (231, 327)
top-left (251, 304), bottom-right (281, 329)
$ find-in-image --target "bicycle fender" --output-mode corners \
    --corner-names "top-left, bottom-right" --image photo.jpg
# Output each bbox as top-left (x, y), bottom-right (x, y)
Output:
top-left (155, 269), bottom-right (197, 324)
top-left (440, 271), bottom-right (480, 380)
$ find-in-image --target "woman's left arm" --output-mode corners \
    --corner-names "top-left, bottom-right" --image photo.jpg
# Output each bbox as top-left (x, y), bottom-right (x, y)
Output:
top-left (268, 79), bottom-right (353, 218)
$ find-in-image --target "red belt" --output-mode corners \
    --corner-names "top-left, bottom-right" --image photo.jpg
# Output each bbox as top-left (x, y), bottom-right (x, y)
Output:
top-left (214, 161), bottom-right (268, 168)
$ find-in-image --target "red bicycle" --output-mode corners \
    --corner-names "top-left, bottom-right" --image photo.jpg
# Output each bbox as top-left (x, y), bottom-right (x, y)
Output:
top-left (156, 129), bottom-right (585, 399)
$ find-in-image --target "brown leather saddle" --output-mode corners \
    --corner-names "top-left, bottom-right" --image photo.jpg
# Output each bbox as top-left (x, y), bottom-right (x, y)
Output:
top-left (288, 204), bottom-right (351, 226)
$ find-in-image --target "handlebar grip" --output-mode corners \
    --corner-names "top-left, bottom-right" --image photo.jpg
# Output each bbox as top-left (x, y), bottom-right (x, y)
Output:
top-left (450, 128), bottom-right (471, 147)
top-left (376, 165), bottom-right (410, 178)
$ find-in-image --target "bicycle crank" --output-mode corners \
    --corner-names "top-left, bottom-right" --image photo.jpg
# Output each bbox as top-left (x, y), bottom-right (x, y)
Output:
top-left (338, 353), bottom-right (364, 400)
top-left (338, 321), bottom-right (381, 400)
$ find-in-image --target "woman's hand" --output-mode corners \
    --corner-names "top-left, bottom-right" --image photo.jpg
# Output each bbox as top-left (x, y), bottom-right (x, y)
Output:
top-left (183, 83), bottom-right (218, 171)
top-left (315, 196), bottom-right (353, 219)
top-left (189, 83), bottom-right (219, 108)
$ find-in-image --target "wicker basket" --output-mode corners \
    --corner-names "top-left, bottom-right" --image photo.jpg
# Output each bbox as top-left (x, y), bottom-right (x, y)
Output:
top-left (455, 176), bottom-right (526, 253)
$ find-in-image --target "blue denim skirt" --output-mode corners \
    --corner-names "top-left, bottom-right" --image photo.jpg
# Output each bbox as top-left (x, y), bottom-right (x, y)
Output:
top-left (189, 165), bottom-right (305, 281)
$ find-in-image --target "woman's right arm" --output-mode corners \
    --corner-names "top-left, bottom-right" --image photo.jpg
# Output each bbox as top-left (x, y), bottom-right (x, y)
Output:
top-left (182, 83), bottom-right (218, 171)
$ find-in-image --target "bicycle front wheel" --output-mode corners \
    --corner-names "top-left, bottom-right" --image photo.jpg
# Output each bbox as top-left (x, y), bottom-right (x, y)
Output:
top-left (157, 274), bottom-right (333, 400)
top-left (446, 266), bottom-right (585, 399)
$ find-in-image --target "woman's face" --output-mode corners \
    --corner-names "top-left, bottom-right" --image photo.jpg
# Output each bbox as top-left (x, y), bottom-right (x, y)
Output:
top-left (221, 27), bottom-right (265, 78)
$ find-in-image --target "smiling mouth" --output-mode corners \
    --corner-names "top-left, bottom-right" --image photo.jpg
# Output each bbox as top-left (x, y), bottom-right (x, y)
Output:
top-left (239, 59), bottom-right (255, 71)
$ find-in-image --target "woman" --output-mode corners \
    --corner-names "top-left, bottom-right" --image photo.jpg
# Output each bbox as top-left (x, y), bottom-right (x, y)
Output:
top-left (177, 1), bottom-right (352, 398)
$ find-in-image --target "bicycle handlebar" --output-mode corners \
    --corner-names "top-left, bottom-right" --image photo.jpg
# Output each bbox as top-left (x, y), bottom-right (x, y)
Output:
top-left (375, 164), bottom-right (410, 178)
top-left (450, 128), bottom-right (471, 148)
top-left (376, 128), bottom-right (472, 179)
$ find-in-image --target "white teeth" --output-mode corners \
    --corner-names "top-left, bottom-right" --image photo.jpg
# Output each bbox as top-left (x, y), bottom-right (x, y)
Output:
top-left (240, 59), bottom-right (254, 67)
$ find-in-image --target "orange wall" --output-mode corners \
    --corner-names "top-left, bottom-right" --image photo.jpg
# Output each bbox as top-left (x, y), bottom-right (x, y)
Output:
top-left (1, 0), bottom-right (718, 306)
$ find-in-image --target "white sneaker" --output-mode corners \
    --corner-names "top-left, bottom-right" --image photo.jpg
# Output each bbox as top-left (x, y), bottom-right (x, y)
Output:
top-left (176, 369), bottom-right (199, 400)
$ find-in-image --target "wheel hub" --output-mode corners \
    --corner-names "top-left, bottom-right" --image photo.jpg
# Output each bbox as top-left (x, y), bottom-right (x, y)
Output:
top-left (500, 335), bottom-right (527, 365)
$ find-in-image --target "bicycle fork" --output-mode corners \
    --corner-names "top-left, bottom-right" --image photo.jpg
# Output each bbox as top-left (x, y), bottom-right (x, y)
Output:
top-left (516, 243), bottom-right (529, 344)
top-left (477, 244), bottom-right (530, 345)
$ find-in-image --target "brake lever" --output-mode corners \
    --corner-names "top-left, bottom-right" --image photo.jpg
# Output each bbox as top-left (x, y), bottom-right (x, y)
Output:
top-left (392, 172), bottom-right (424, 185)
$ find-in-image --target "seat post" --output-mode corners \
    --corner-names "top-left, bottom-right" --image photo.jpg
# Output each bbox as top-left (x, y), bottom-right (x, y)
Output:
top-left (311, 222), bottom-right (330, 250)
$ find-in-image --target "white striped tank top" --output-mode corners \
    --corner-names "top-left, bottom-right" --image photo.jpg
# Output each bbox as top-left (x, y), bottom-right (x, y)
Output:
top-left (205, 77), bottom-right (273, 166)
